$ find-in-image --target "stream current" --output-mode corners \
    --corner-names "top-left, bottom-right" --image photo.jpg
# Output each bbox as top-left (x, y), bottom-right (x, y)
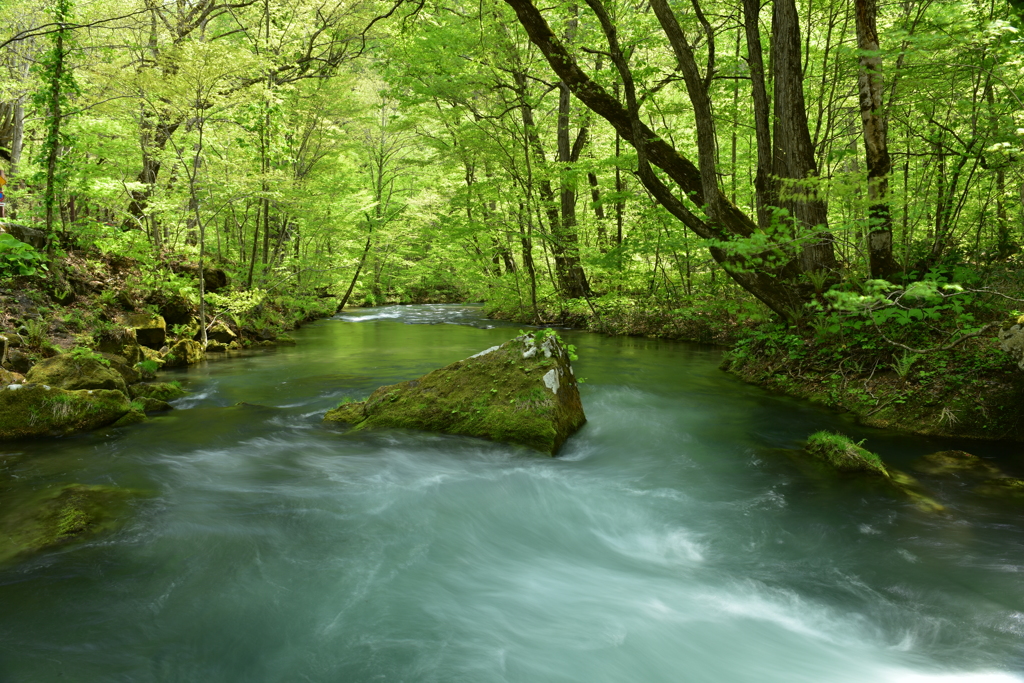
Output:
top-left (1, 304), bottom-right (1023, 682)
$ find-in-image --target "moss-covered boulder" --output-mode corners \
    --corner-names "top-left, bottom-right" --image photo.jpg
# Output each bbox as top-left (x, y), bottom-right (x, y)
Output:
top-left (805, 431), bottom-right (890, 477)
top-left (0, 368), bottom-right (24, 387)
top-left (96, 327), bottom-right (143, 366)
top-left (0, 384), bottom-right (132, 439)
top-left (26, 354), bottom-right (128, 394)
top-left (124, 313), bottom-right (166, 349)
top-left (100, 353), bottom-right (141, 386)
top-left (162, 339), bottom-right (203, 368)
top-left (325, 332), bottom-right (586, 455)
top-left (912, 450), bottom-right (1004, 477)
top-left (0, 484), bottom-right (140, 565)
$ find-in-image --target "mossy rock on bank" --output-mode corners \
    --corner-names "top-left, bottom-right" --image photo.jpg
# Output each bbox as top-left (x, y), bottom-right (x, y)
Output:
top-left (96, 327), bottom-right (143, 366)
top-left (99, 353), bottom-right (141, 386)
top-left (129, 381), bottom-right (187, 402)
top-left (0, 368), bottom-right (24, 386)
top-left (912, 450), bottom-right (1004, 477)
top-left (26, 354), bottom-right (128, 394)
top-left (0, 384), bottom-right (132, 440)
top-left (195, 320), bottom-right (237, 345)
top-left (805, 431), bottom-right (890, 477)
top-left (325, 332), bottom-right (586, 455)
top-left (0, 484), bottom-right (140, 565)
top-left (124, 313), bottom-right (166, 349)
top-left (162, 339), bottom-right (203, 368)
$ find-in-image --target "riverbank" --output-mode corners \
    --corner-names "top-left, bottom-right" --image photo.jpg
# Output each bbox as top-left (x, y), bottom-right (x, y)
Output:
top-left (484, 296), bottom-right (1024, 443)
top-left (0, 247), bottom-right (338, 376)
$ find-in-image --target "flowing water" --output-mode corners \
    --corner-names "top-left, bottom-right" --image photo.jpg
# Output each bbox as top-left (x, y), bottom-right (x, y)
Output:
top-left (1, 304), bottom-right (1023, 682)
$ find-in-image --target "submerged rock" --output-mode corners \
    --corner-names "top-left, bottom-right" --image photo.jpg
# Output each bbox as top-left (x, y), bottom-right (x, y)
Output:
top-left (804, 431), bottom-right (889, 477)
top-left (325, 332), bottom-right (586, 455)
top-left (133, 396), bottom-right (173, 412)
top-left (799, 432), bottom-right (944, 512)
top-left (0, 483), bottom-right (140, 565)
top-left (0, 384), bottom-right (132, 439)
top-left (912, 450), bottom-right (1004, 477)
top-left (129, 381), bottom-right (187, 402)
top-left (974, 478), bottom-right (1024, 500)
top-left (26, 354), bottom-right (128, 394)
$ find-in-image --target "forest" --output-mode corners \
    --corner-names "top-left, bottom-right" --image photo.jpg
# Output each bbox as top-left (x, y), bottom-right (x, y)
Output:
top-left (5, 0), bottom-right (1024, 675)
top-left (1, 0), bottom-right (1023, 439)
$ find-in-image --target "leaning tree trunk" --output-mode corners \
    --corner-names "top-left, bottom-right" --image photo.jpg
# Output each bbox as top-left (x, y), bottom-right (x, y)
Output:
top-left (855, 0), bottom-right (899, 280)
top-left (504, 0), bottom-right (834, 320)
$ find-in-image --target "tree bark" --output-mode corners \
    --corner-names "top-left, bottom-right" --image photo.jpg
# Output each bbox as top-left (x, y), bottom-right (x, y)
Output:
top-left (771, 0), bottom-right (837, 274)
top-left (854, 0), bottom-right (898, 279)
top-left (741, 0), bottom-right (774, 229)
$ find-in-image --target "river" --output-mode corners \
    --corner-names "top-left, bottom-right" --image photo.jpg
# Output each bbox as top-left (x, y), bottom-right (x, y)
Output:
top-left (1, 304), bottom-right (1022, 682)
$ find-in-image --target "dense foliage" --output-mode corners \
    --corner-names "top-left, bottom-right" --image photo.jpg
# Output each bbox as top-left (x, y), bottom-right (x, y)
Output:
top-left (0, 0), bottom-right (1022, 399)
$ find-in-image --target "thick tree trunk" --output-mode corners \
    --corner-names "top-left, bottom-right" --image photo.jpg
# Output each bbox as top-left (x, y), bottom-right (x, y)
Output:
top-left (771, 0), bottom-right (837, 274)
top-left (854, 0), bottom-right (899, 279)
top-left (741, 0), bottom-right (774, 229)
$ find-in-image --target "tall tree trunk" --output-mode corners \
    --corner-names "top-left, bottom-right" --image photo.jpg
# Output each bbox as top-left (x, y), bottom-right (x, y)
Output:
top-left (554, 79), bottom-right (592, 298)
top-left (855, 0), bottom-right (898, 279)
top-left (741, 0), bottom-right (774, 229)
top-left (771, 0), bottom-right (836, 274)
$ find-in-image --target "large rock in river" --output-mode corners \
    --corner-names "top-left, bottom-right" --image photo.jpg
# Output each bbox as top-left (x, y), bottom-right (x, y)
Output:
top-left (324, 332), bottom-right (586, 455)
top-left (0, 384), bottom-right (132, 439)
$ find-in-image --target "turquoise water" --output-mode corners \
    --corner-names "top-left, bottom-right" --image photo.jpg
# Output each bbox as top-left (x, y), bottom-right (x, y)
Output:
top-left (1, 304), bottom-right (1022, 682)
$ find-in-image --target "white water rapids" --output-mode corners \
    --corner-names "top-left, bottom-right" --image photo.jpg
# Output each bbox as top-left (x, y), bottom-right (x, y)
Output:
top-left (1, 305), bottom-right (1022, 682)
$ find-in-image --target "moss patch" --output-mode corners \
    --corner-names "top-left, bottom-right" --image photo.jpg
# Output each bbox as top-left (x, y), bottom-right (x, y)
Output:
top-left (0, 384), bottom-right (132, 440)
top-left (128, 381), bottom-right (187, 402)
top-left (325, 333), bottom-right (586, 455)
top-left (162, 339), bottom-right (203, 368)
top-left (0, 484), bottom-right (141, 565)
top-left (805, 431), bottom-right (889, 477)
top-left (25, 354), bottom-right (128, 394)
